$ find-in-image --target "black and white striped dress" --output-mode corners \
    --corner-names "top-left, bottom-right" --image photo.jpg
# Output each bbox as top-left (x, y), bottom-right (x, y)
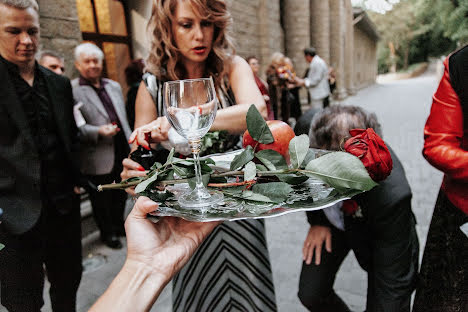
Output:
top-left (144, 74), bottom-right (278, 312)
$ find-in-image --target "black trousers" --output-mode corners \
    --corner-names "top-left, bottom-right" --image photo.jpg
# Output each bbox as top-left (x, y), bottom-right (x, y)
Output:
top-left (0, 195), bottom-right (82, 312)
top-left (87, 167), bottom-right (127, 239)
top-left (298, 200), bottom-right (419, 312)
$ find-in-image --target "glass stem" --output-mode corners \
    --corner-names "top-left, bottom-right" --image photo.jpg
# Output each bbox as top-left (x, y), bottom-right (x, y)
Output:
top-left (189, 138), bottom-right (204, 191)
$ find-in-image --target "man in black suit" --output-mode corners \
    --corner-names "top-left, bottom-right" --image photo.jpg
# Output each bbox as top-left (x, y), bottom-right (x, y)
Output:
top-left (0, 1), bottom-right (82, 311)
top-left (297, 106), bottom-right (419, 312)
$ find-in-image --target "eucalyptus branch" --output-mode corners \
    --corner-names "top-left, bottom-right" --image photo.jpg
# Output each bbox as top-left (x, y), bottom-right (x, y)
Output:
top-left (97, 168), bottom-right (303, 192)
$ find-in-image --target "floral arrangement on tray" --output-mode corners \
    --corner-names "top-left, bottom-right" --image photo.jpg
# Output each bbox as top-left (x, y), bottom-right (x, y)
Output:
top-left (99, 105), bottom-right (392, 208)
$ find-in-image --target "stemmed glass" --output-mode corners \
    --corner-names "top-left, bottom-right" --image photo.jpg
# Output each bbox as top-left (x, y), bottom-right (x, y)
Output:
top-left (163, 77), bottom-right (224, 209)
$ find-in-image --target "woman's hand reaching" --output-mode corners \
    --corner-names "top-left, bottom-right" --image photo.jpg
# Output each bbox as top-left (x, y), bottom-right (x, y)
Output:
top-left (128, 117), bottom-right (172, 149)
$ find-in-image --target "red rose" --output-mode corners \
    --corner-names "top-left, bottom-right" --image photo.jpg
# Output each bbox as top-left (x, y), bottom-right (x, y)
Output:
top-left (344, 128), bottom-right (393, 182)
top-left (341, 199), bottom-right (359, 216)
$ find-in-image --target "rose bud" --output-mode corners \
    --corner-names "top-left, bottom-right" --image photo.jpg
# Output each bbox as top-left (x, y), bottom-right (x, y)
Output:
top-left (344, 128), bottom-right (393, 182)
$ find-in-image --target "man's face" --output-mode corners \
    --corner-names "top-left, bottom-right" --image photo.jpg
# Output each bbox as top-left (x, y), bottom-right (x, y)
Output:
top-left (75, 54), bottom-right (102, 81)
top-left (305, 55), bottom-right (313, 63)
top-left (0, 4), bottom-right (39, 67)
top-left (40, 55), bottom-right (65, 75)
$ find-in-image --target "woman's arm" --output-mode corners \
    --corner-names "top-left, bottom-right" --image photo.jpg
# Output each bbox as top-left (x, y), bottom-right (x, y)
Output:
top-left (211, 56), bottom-right (267, 134)
top-left (423, 57), bottom-right (468, 181)
top-left (89, 197), bottom-right (220, 311)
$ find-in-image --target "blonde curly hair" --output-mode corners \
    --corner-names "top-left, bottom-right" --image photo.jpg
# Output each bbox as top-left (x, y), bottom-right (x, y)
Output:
top-left (146, 0), bottom-right (235, 91)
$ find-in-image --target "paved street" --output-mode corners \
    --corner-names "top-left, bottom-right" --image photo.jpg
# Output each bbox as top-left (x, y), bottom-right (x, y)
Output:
top-left (1, 68), bottom-right (443, 312)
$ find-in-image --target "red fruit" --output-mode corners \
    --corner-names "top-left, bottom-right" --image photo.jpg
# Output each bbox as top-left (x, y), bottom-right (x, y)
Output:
top-left (242, 120), bottom-right (295, 157)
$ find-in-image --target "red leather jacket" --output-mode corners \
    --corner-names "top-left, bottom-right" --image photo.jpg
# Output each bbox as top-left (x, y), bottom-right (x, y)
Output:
top-left (423, 53), bottom-right (468, 215)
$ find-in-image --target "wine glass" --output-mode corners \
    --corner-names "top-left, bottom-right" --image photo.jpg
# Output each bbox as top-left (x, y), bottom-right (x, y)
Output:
top-left (163, 77), bottom-right (224, 210)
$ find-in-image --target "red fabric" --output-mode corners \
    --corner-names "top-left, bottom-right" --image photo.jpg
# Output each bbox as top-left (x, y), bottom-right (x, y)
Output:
top-left (344, 128), bottom-right (393, 182)
top-left (254, 75), bottom-right (274, 120)
top-left (341, 199), bottom-right (359, 216)
top-left (423, 57), bottom-right (468, 214)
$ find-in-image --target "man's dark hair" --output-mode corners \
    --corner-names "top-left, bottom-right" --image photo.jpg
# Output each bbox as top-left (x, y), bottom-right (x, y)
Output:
top-left (304, 47), bottom-right (316, 57)
top-left (309, 105), bottom-right (382, 150)
top-left (37, 50), bottom-right (64, 63)
top-left (246, 55), bottom-right (258, 64)
top-left (0, 0), bottom-right (38, 11)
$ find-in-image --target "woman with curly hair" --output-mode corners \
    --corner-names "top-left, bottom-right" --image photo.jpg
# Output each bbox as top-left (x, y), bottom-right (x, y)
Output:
top-left (121, 0), bottom-right (277, 311)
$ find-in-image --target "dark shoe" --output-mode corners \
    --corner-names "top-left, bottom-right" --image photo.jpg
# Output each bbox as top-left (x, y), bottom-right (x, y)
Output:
top-left (102, 235), bottom-right (122, 249)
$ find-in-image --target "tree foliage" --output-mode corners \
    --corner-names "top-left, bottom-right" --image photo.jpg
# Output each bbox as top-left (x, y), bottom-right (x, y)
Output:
top-left (369, 0), bottom-right (467, 73)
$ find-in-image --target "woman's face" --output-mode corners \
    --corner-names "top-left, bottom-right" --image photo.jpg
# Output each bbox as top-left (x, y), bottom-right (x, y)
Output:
top-left (172, 1), bottom-right (215, 66)
top-left (248, 58), bottom-right (259, 75)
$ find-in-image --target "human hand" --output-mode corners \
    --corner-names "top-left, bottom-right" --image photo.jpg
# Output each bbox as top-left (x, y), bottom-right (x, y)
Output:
top-left (125, 197), bottom-right (221, 281)
top-left (98, 123), bottom-right (120, 137)
top-left (128, 117), bottom-right (171, 149)
top-left (303, 225), bottom-right (332, 265)
top-left (121, 158), bottom-right (146, 196)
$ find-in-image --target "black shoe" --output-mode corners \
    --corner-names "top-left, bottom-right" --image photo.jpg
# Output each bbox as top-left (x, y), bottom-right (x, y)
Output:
top-left (102, 235), bottom-right (122, 249)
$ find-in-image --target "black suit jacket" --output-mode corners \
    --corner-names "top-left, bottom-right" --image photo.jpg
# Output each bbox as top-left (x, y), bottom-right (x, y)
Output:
top-left (0, 62), bottom-right (80, 235)
top-left (306, 146), bottom-right (418, 311)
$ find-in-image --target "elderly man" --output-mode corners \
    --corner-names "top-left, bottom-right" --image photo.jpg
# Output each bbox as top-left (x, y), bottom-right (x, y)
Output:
top-left (37, 50), bottom-right (65, 75)
top-left (72, 43), bottom-right (131, 249)
top-left (296, 47), bottom-right (330, 109)
top-left (0, 0), bottom-right (82, 311)
top-left (298, 106), bottom-right (419, 312)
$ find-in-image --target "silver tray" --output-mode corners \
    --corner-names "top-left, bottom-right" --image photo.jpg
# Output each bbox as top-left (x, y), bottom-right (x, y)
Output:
top-left (146, 149), bottom-right (363, 222)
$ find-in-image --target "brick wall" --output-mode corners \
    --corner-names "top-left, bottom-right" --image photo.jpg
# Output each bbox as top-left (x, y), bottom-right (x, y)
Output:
top-left (353, 27), bottom-right (377, 90)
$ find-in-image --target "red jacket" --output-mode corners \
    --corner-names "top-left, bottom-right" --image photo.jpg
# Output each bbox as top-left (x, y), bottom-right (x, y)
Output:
top-left (423, 54), bottom-right (468, 215)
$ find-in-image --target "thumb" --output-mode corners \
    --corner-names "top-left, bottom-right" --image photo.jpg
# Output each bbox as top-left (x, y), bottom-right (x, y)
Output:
top-left (130, 196), bottom-right (159, 219)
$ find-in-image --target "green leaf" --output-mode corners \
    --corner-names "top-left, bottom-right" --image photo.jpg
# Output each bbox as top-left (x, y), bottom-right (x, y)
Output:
top-left (121, 176), bottom-right (145, 184)
top-left (242, 190), bottom-right (274, 203)
top-left (246, 105), bottom-right (274, 144)
top-left (200, 162), bottom-right (213, 174)
top-left (304, 152), bottom-right (378, 192)
top-left (209, 176), bottom-right (227, 184)
top-left (203, 158), bottom-right (216, 165)
top-left (230, 146), bottom-right (255, 170)
top-left (255, 149), bottom-right (288, 171)
top-left (172, 165), bottom-right (188, 178)
top-left (251, 182), bottom-right (293, 203)
top-left (289, 135), bottom-right (310, 168)
top-left (188, 173), bottom-right (211, 189)
top-left (173, 159), bottom-right (194, 167)
top-left (255, 164), bottom-right (268, 172)
top-left (244, 161), bottom-right (257, 181)
top-left (302, 149), bottom-right (316, 169)
top-left (135, 171), bottom-right (159, 193)
top-left (150, 162), bottom-right (163, 170)
top-left (164, 148), bottom-right (175, 166)
top-left (0, 243), bottom-right (4, 251)
top-left (277, 174), bottom-right (309, 185)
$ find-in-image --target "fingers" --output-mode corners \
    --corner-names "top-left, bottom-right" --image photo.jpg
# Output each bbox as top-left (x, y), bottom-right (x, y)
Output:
top-left (325, 232), bottom-right (332, 253)
top-left (122, 158), bottom-right (145, 172)
top-left (314, 244), bottom-right (322, 266)
top-left (130, 196), bottom-right (159, 219)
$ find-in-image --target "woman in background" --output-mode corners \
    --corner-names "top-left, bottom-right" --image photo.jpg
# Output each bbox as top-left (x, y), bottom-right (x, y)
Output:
top-left (413, 45), bottom-right (468, 312)
top-left (247, 55), bottom-right (274, 120)
top-left (121, 1), bottom-right (277, 311)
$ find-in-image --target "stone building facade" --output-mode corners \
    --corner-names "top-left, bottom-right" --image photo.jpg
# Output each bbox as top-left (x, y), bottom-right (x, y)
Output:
top-left (37, 0), bottom-right (379, 101)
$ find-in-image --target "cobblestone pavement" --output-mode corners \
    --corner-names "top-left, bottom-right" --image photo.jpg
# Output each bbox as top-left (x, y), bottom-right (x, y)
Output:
top-left (1, 70), bottom-right (442, 312)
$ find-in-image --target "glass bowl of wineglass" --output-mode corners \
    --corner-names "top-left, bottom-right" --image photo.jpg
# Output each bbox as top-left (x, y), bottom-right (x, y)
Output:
top-left (163, 77), bottom-right (224, 210)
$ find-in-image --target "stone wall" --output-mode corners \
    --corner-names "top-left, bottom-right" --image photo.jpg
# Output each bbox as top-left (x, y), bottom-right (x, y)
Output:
top-left (36, 0), bottom-right (379, 101)
top-left (353, 27), bottom-right (377, 90)
top-left (38, 0), bottom-right (82, 77)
